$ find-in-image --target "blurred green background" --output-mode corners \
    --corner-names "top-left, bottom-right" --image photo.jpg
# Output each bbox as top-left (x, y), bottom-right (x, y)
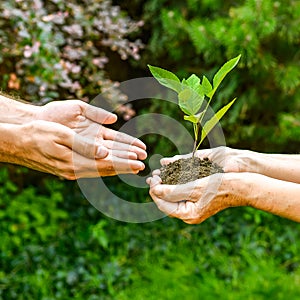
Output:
top-left (1, 0), bottom-right (300, 299)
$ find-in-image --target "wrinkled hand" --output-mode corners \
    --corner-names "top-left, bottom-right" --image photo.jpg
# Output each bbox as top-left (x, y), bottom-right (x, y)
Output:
top-left (147, 147), bottom-right (252, 224)
top-left (147, 164), bottom-right (245, 224)
top-left (18, 120), bottom-right (145, 179)
top-left (160, 146), bottom-right (251, 173)
top-left (35, 100), bottom-right (147, 161)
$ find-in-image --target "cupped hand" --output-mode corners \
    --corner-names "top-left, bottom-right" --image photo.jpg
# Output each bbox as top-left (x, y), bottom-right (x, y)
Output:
top-left (147, 170), bottom-right (244, 224)
top-left (160, 146), bottom-right (251, 173)
top-left (19, 120), bottom-right (145, 179)
top-left (35, 100), bottom-right (147, 161)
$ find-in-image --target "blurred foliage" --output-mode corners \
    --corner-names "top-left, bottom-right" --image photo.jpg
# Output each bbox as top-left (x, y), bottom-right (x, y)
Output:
top-left (1, 168), bottom-right (300, 299)
top-left (1, 0), bottom-right (300, 299)
top-left (0, 0), bottom-right (143, 118)
top-left (140, 0), bottom-right (300, 153)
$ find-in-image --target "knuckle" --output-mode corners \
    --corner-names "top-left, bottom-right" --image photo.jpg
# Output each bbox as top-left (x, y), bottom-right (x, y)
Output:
top-left (152, 186), bottom-right (164, 198)
top-left (56, 129), bottom-right (70, 141)
top-left (188, 185), bottom-right (200, 201)
top-left (102, 163), bottom-right (115, 173)
top-left (80, 141), bottom-right (93, 158)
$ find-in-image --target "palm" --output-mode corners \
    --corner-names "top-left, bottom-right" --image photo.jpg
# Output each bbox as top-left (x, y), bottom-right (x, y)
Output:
top-left (37, 100), bottom-right (147, 160)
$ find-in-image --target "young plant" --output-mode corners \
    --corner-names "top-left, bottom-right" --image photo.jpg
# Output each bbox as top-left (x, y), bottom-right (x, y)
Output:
top-left (148, 55), bottom-right (241, 156)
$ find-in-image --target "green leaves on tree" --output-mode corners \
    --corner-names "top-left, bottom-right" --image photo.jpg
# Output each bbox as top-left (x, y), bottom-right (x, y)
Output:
top-left (148, 55), bottom-right (241, 155)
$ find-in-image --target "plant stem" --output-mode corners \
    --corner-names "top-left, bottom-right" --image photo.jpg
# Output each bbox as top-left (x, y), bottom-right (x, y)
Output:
top-left (199, 96), bottom-right (213, 126)
top-left (195, 95), bottom-right (213, 153)
top-left (192, 122), bottom-right (199, 157)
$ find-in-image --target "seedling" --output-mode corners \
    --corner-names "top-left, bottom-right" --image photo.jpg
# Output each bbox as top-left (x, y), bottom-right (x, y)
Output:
top-left (148, 55), bottom-right (241, 156)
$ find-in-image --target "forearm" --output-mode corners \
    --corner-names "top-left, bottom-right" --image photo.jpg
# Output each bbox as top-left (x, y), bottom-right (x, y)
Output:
top-left (0, 94), bottom-right (39, 124)
top-left (239, 150), bottom-right (300, 183)
top-left (240, 173), bottom-right (300, 222)
top-left (0, 123), bottom-right (22, 164)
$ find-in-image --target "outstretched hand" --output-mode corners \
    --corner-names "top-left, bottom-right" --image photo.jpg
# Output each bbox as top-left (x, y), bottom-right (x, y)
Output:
top-left (15, 120), bottom-right (145, 179)
top-left (35, 100), bottom-right (147, 161)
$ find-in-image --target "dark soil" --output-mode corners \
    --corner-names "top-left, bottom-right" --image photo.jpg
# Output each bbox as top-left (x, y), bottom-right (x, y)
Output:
top-left (160, 157), bottom-right (224, 185)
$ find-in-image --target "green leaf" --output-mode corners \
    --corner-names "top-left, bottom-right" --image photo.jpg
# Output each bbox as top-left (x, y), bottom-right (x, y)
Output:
top-left (181, 78), bottom-right (188, 89)
top-left (184, 111), bottom-right (205, 124)
top-left (200, 98), bottom-right (236, 144)
top-left (212, 54), bottom-right (241, 92)
top-left (178, 88), bottom-right (204, 115)
top-left (186, 74), bottom-right (200, 88)
top-left (202, 76), bottom-right (213, 97)
top-left (148, 65), bottom-right (181, 93)
top-left (195, 84), bottom-right (204, 98)
top-left (184, 115), bottom-right (199, 123)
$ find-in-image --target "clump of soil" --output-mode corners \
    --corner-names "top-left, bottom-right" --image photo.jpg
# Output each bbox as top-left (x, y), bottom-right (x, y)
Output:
top-left (160, 157), bottom-right (224, 185)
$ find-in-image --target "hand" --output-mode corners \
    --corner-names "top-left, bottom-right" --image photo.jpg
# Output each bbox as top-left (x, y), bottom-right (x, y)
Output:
top-left (147, 170), bottom-right (245, 224)
top-left (160, 146), bottom-right (253, 173)
top-left (35, 100), bottom-right (147, 161)
top-left (17, 120), bottom-right (145, 179)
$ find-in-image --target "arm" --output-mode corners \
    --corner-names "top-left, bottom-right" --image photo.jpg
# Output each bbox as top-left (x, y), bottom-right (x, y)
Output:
top-left (147, 172), bottom-right (300, 224)
top-left (0, 123), bottom-right (22, 164)
top-left (0, 94), bottom-right (39, 124)
top-left (246, 173), bottom-right (300, 222)
top-left (239, 151), bottom-right (300, 184)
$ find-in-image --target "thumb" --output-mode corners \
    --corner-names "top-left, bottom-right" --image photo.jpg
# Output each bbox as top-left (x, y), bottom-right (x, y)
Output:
top-left (72, 133), bottom-right (109, 159)
top-left (82, 103), bottom-right (117, 125)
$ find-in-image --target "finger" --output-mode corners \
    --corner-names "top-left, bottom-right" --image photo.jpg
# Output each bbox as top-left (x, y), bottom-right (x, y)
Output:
top-left (148, 174), bottom-right (162, 187)
top-left (82, 102), bottom-right (118, 124)
top-left (153, 198), bottom-right (197, 221)
top-left (97, 155), bottom-right (145, 175)
top-left (95, 146), bottom-right (109, 159)
top-left (152, 169), bottom-right (161, 176)
top-left (110, 150), bottom-right (138, 160)
top-left (103, 128), bottom-right (147, 151)
top-left (102, 140), bottom-right (147, 160)
top-left (72, 154), bottom-right (145, 178)
top-left (151, 180), bottom-right (202, 203)
top-left (151, 197), bottom-right (179, 217)
top-left (194, 149), bottom-right (213, 158)
top-left (146, 175), bottom-right (161, 187)
top-left (72, 133), bottom-right (109, 159)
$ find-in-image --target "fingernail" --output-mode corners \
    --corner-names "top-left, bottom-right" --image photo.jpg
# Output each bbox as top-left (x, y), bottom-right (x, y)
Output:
top-left (129, 152), bottom-right (138, 160)
top-left (138, 162), bottom-right (145, 170)
top-left (96, 146), bottom-right (108, 158)
top-left (139, 150), bottom-right (147, 160)
top-left (110, 114), bottom-right (118, 122)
